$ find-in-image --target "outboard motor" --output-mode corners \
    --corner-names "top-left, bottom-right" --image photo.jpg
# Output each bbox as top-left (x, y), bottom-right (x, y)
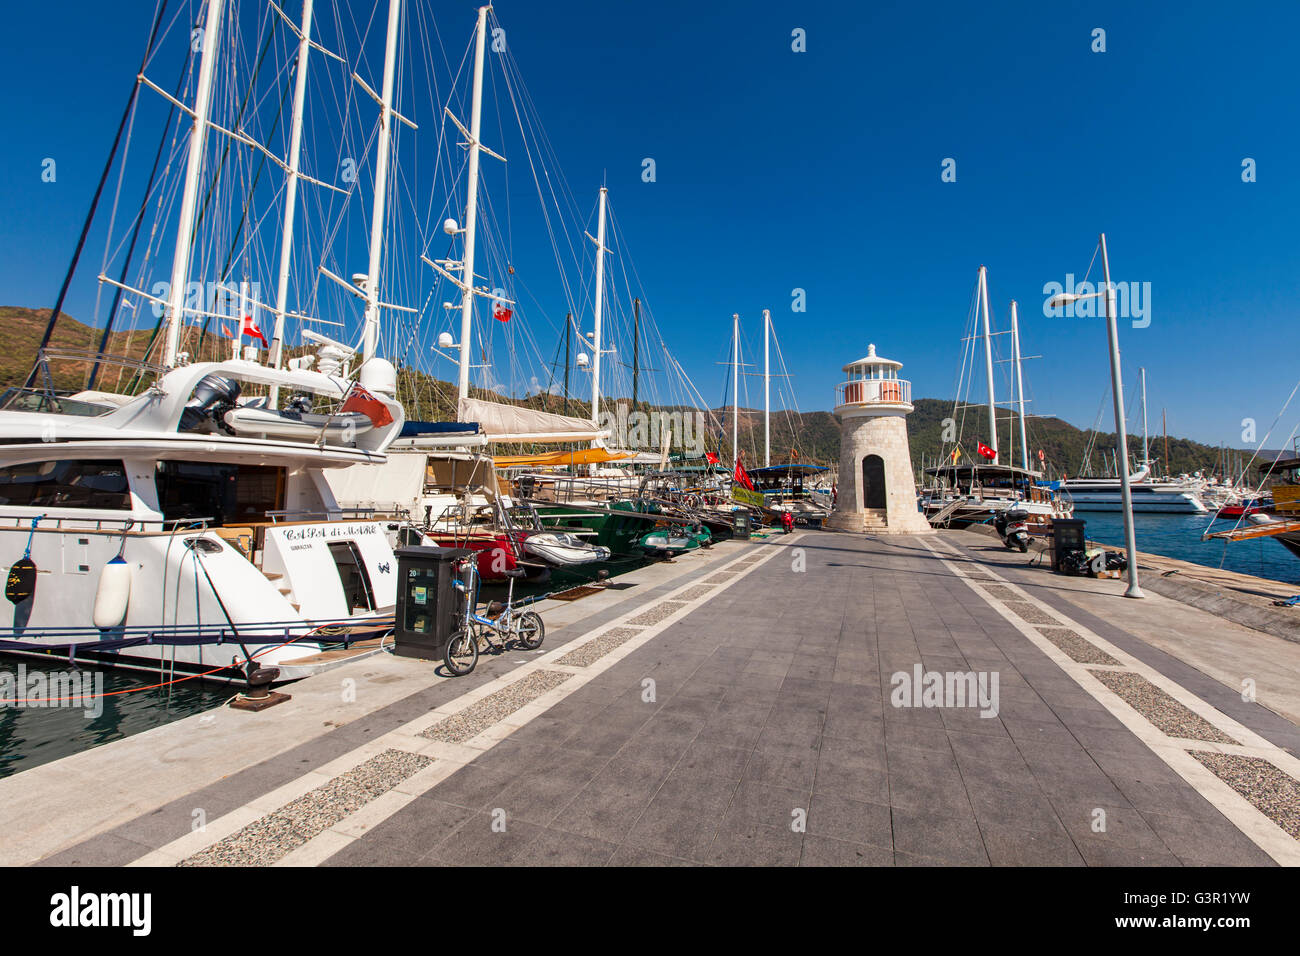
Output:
top-left (179, 374), bottom-right (242, 434)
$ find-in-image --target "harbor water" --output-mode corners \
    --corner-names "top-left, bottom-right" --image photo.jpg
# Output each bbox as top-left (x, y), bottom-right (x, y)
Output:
top-left (1076, 511), bottom-right (1300, 586)
top-left (0, 657), bottom-right (232, 781)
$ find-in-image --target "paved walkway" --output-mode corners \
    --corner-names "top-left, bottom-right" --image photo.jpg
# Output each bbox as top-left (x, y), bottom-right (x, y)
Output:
top-left (27, 530), bottom-right (1300, 866)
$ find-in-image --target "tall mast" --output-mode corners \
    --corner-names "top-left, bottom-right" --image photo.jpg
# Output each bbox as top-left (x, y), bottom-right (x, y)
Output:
top-left (1140, 366), bottom-right (1149, 466)
top-left (268, 0), bottom-right (317, 405)
top-left (1163, 408), bottom-right (1169, 473)
top-left (978, 265), bottom-right (998, 463)
top-left (632, 296), bottom-right (641, 410)
top-left (763, 308), bottom-right (771, 467)
top-left (162, 0), bottom-right (227, 368)
top-left (563, 313), bottom-right (571, 417)
top-left (361, 0), bottom-right (402, 363)
top-left (1010, 299), bottom-right (1028, 471)
top-left (454, 4), bottom-right (489, 406)
top-left (732, 313), bottom-right (740, 466)
top-left (589, 185), bottom-right (608, 428)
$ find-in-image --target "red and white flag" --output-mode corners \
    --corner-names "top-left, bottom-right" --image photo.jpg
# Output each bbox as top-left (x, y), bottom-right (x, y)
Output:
top-left (340, 384), bottom-right (394, 427)
top-left (977, 441), bottom-right (996, 460)
top-left (492, 298), bottom-right (513, 323)
top-left (239, 313), bottom-right (268, 347)
top-left (705, 451), bottom-right (720, 466)
top-left (733, 455), bottom-right (755, 491)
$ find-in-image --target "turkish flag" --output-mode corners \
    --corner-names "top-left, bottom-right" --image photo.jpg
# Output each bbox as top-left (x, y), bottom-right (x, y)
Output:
top-left (492, 298), bottom-right (512, 323)
top-left (705, 451), bottom-right (720, 465)
top-left (977, 442), bottom-right (996, 460)
top-left (340, 384), bottom-right (394, 427)
top-left (733, 456), bottom-right (755, 491)
top-left (240, 313), bottom-right (268, 347)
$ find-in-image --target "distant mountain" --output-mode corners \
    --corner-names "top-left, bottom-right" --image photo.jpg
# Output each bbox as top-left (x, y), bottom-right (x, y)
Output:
top-left (0, 305), bottom-right (1253, 477)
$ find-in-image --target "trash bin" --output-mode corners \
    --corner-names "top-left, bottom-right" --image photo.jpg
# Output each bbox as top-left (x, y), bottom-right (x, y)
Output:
top-left (393, 546), bottom-right (473, 660)
top-left (733, 509), bottom-right (752, 540)
top-left (1051, 518), bottom-right (1087, 572)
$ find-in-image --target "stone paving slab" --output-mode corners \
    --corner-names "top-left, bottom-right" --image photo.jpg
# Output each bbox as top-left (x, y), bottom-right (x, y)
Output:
top-left (322, 530), bottom-right (1292, 866)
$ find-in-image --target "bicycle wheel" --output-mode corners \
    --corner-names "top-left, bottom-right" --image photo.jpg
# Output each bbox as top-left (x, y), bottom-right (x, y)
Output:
top-left (515, 611), bottom-right (545, 650)
top-left (445, 628), bottom-right (478, 675)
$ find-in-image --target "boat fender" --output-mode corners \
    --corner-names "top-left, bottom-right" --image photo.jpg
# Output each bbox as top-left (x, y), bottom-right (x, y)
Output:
top-left (93, 555), bottom-right (133, 629)
top-left (5, 515), bottom-right (44, 604)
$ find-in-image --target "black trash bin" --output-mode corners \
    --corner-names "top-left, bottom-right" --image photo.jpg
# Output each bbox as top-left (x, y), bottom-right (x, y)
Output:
top-left (1051, 518), bottom-right (1088, 572)
top-left (733, 509), bottom-right (752, 540)
top-left (393, 546), bottom-right (473, 660)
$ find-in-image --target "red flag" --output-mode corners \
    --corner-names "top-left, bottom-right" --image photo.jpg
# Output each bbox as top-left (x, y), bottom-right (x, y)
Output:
top-left (340, 384), bottom-right (394, 427)
top-left (733, 456), bottom-right (755, 491)
top-left (1037, 449), bottom-right (1045, 462)
top-left (240, 313), bottom-right (268, 347)
top-left (705, 451), bottom-right (720, 466)
top-left (492, 298), bottom-right (512, 323)
top-left (977, 442), bottom-right (996, 460)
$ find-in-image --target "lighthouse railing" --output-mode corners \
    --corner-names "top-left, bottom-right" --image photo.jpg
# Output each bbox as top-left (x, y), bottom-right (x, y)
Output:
top-left (835, 379), bottom-right (911, 407)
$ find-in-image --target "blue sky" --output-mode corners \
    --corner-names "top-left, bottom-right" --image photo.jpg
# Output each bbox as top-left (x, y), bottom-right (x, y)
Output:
top-left (2, 1), bottom-right (1298, 452)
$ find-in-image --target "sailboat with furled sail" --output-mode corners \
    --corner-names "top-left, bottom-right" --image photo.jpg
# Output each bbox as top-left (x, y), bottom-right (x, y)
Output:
top-left (0, 0), bottom-right (426, 683)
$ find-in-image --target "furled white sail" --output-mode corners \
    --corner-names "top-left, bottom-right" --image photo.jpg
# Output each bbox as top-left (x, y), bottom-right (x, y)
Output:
top-left (459, 397), bottom-right (610, 443)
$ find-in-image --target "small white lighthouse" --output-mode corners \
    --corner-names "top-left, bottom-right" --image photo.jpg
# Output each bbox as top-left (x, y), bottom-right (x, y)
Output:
top-left (827, 344), bottom-right (932, 534)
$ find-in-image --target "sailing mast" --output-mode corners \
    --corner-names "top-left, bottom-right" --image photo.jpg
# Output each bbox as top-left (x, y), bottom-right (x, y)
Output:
top-left (763, 307), bottom-right (771, 467)
top-left (632, 297), bottom-right (641, 409)
top-left (1140, 367), bottom-right (1149, 467)
top-left (732, 313), bottom-right (740, 467)
top-left (589, 185), bottom-right (608, 432)
top-left (162, 0), bottom-right (227, 368)
top-left (361, 0), bottom-right (403, 363)
top-left (1010, 299), bottom-right (1028, 471)
top-left (978, 265), bottom-right (998, 463)
top-left (454, 5), bottom-right (493, 408)
top-left (268, 0), bottom-right (318, 406)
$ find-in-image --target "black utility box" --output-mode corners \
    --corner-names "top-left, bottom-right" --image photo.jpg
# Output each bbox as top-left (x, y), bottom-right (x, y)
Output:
top-left (1051, 518), bottom-right (1088, 572)
top-left (393, 547), bottom-right (473, 660)
top-left (733, 509), bottom-right (752, 540)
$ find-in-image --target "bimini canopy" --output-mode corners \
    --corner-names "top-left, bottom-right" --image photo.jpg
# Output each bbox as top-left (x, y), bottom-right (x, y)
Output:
top-left (459, 397), bottom-right (610, 444)
top-left (494, 447), bottom-right (632, 469)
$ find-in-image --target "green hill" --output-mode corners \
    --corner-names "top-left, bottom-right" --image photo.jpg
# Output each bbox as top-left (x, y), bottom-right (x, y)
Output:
top-left (2, 304), bottom-right (1245, 476)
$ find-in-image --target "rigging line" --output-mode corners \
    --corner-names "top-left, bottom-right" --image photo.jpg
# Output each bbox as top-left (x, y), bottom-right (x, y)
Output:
top-left (128, 10), bottom-right (284, 386)
top-left (26, 0), bottom-right (172, 389)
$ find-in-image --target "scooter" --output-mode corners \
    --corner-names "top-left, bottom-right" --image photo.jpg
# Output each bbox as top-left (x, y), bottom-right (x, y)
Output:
top-left (994, 507), bottom-right (1031, 553)
top-left (780, 510), bottom-right (795, 534)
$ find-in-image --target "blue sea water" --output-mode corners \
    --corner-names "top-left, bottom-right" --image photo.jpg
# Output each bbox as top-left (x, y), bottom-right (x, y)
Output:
top-left (1074, 511), bottom-right (1300, 587)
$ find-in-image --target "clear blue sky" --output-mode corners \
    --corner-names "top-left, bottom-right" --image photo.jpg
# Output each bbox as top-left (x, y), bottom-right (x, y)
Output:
top-left (2, 0), bottom-right (1298, 451)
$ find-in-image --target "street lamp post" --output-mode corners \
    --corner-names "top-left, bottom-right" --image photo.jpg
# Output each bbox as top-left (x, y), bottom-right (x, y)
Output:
top-left (1048, 232), bottom-right (1143, 598)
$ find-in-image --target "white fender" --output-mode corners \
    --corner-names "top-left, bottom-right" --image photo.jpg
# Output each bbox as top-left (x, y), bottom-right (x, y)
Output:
top-left (93, 556), bottom-right (133, 629)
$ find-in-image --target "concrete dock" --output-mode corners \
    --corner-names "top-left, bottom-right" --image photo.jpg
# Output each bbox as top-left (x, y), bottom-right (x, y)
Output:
top-left (5, 529), bottom-right (1300, 867)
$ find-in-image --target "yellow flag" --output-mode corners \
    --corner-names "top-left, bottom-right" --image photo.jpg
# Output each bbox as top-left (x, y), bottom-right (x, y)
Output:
top-left (950, 447), bottom-right (962, 462)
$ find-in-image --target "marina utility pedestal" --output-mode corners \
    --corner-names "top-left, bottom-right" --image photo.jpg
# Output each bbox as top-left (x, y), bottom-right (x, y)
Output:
top-left (827, 344), bottom-right (932, 535)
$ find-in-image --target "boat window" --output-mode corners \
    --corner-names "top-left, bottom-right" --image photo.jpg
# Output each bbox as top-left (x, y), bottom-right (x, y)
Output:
top-left (328, 541), bottom-right (375, 613)
top-left (0, 459), bottom-right (131, 509)
top-left (156, 462), bottom-right (285, 526)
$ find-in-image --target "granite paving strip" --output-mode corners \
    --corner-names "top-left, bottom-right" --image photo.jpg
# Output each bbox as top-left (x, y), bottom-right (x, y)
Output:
top-left (980, 584), bottom-right (1020, 602)
top-left (1190, 752), bottom-right (1300, 840)
top-left (1036, 626), bottom-right (1121, 666)
top-left (677, 584), bottom-right (718, 601)
top-left (1004, 601), bottom-right (1061, 625)
top-left (627, 601), bottom-right (687, 626)
top-left (421, 670), bottom-right (573, 743)
top-left (1088, 670), bottom-right (1239, 744)
top-left (556, 627), bottom-right (645, 668)
top-left (705, 571), bottom-right (739, 583)
top-left (180, 749), bottom-right (431, 866)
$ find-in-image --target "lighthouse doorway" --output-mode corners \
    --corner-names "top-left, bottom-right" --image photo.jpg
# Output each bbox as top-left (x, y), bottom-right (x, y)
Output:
top-left (862, 455), bottom-right (886, 509)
